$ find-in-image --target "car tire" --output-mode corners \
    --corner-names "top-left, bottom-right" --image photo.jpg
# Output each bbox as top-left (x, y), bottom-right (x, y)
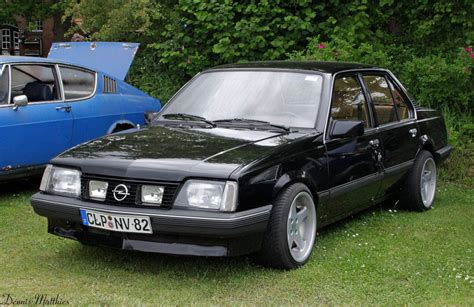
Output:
top-left (254, 183), bottom-right (317, 269)
top-left (400, 150), bottom-right (437, 211)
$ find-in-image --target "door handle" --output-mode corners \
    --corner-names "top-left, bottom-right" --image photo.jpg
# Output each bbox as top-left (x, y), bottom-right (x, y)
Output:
top-left (369, 139), bottom-right (383, 167)
top-left (55, 106), bottom-right (71, 112)
top-left (409, 128), bottom-right (418, 138)
top-left (369, 139), bottom-right (380, 148)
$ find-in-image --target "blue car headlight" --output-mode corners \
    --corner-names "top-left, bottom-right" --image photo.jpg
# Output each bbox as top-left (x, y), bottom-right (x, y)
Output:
top-left (40, 165), bottom-right (82, 197)
top-left (174, 180), bottom-right (238, 212)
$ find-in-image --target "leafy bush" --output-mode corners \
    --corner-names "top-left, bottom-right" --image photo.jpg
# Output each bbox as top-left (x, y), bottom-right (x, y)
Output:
top-left (439, 111), bottom-right (474, 187)
top-left (395, 50), bottom-right (474, 114)
top-left (127, 50), bottom-right (182, 104)
top-left (289, 36), bottom-right (393, 67)
top-left (151, 0), bottom-right (321, 77)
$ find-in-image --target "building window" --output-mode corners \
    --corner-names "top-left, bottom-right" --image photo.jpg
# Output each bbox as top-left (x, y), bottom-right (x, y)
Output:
top-left (2, 29), bottom-right (11, 49)
top-left (13, 31), bottom-right (19, 49)
top-left (30, 20), bottom-right (43, 32)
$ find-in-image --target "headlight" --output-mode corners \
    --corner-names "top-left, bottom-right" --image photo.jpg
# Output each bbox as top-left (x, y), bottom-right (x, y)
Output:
top-left (40, 165), bottom-right (81, 197)
top-left (174, 180), bottom-right (238, 212)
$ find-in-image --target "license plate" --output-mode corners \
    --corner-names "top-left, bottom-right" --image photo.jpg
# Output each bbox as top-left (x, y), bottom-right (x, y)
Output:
top-left (80, 209), bottom-right (152, 234)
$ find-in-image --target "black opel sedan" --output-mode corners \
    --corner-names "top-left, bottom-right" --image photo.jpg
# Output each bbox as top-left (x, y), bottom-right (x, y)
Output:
top-left (31, 61), bottom-right (451, 269)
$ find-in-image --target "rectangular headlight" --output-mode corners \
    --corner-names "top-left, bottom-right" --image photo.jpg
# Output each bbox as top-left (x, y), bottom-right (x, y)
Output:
top-left (89, 180), bottom-right (108, 201)
top-left (40, 165), bottom-right (81, 197)
top-left (141, 185), bottom-right (164, 205)
top-left (174, 180), bottom-right (238, 212)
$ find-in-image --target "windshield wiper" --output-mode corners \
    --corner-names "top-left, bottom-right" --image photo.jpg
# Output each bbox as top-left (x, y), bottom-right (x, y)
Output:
top-left (213, 118), bottom-right (290, 131)
top-left (162, 113), bottom-right (216, 127)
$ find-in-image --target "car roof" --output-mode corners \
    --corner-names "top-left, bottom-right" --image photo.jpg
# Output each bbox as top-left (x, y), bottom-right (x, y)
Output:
top-left (0, 55), bottom-right (97, 73)
top-left (210, 60), bottom-right (379, 74)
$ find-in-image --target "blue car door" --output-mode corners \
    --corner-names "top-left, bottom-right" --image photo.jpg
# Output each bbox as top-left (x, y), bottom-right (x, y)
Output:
top-left (58, 66), bottom-right (139, 145)
top-left (0, 63), bottom-right (73, 174)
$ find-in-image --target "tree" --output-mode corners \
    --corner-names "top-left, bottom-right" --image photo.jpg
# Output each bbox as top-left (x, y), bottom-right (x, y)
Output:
top-left (0, 0), bottom-right (57, 24)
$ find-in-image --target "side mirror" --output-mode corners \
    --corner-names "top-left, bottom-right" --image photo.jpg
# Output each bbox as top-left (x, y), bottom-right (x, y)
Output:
top-left (330, 120), bottom-right (364, 139)
top-left (13, 95), bottom-right (28, 109)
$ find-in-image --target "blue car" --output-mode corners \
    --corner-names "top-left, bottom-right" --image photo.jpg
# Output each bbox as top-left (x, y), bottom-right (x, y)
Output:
top-left (0, 42), bottom-right (161, 181)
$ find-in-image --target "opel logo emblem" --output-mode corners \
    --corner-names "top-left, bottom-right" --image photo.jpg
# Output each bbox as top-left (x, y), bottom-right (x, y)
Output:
top-left (112, 184), bottom-right (130, 201)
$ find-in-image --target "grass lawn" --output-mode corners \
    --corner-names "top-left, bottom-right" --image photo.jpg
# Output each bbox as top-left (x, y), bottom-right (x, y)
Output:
top-left (0, 179), bottom-right (472, 305)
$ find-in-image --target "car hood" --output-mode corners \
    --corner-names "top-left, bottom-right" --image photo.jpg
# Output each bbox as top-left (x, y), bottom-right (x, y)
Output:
top-left (53, 125), bottom-right (312, 181)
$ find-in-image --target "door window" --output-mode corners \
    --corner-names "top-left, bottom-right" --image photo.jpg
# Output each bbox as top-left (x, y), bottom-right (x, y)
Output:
top-left (59, 66), bottom-right (95, 100)
top-left (331, 75), bottom-right (370, 128)
top-left (363, 75), bottom-right (398, 125)
top-left (0, 65), bottom-right (8, 105)
top-left (10, 64), bottom-right (61, 103)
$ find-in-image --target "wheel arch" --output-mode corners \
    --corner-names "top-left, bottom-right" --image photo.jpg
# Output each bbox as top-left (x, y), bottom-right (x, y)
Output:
top-left (272, 170), bottom-right (320, 208)
top-left (107, 120), bottom-right (136, 134)
top-left (417, 134), bottom-right (438, 163)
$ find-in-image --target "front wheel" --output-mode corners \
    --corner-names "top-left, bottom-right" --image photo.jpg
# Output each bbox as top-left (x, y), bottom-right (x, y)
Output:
top-left (254, 183), bottom-right (317, 269)
top-left (400, 150), bottom-right (437, 211)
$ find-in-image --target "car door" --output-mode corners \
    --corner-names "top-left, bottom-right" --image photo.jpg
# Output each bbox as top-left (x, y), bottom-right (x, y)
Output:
top-left (324, 73), bottom-right (383, 223)
top-left (361, 73), bottom-right (419, 197)
top-left (0, 63), bottom-right (73, 173)
top-left (56, 65), bottom-right (111, 145)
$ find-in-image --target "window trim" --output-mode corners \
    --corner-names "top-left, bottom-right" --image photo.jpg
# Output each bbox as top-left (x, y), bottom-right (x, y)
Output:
top-left (0, 62), bottom-right (97, 108)
top-left (57, 64), bottom-right (97, 102)
top-left (0, 64), bottom-right (10, 106)
top-left (6, 63), bottom-right (62, 105)
top-left (361, 72), bottom-right (400, 127)
top-left (323, 68), bottom-right (418, 144)
top-left (385, 73), bottom-right (415, 121)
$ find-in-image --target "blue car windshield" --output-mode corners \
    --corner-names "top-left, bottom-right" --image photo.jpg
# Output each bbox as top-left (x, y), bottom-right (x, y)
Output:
top-left (0, 65), bottom-right (8, 105)
top-left (161, 70), bottom-right (323, 128)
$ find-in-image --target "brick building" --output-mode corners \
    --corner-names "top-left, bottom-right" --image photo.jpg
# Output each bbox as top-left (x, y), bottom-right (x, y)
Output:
top-left (1, 13), bottom-right (63, 57)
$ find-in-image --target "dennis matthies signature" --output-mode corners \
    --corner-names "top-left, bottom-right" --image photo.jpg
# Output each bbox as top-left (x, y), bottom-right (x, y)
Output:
top-left (1, 294), bottom-right (69, 305)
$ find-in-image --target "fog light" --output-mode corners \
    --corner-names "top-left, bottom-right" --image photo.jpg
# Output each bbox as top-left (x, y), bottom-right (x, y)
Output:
top-left (89, 180), bottom-right (108, 201)
top-left (141, 185), bottom-right (164, 205)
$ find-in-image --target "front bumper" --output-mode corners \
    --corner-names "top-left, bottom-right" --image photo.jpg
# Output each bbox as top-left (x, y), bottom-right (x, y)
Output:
top-left (31, 193), bottom-right (271, 257)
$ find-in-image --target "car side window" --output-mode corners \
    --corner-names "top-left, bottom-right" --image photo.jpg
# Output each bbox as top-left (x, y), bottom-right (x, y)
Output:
top-left (59, 66), bottom-right (96, 100)
top-left (10, 64), bottom-right (61, 103)
top-left (0, 65), bottom-right (8, 105)
top-left (387, 78), bottom-right (411, 120)
top-left (362, 75), bottom-right (398, 125)
top-left (331, 75), bottom-right (370, 128)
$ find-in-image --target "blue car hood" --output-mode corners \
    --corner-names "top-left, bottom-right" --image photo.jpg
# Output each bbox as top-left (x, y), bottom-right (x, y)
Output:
top-left (48, 42), bottom-right (139, 80)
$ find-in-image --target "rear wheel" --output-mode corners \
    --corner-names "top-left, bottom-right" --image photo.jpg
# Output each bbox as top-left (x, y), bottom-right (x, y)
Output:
top-left (400, 150), bottom-right (437, 211)
top-left (254, 183), bottom-right (317, 269)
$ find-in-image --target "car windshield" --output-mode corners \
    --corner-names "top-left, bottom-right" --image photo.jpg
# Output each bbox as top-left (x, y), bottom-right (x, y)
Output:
top-left (160, 70), bottom-right (323, 128)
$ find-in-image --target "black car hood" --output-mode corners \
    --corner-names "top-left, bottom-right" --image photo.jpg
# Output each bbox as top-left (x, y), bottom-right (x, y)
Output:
top-left (54, 125), bottom-right (312, 181)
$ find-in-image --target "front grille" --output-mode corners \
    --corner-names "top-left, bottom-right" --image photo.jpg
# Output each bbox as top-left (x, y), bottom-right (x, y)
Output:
top-left (81, 174), bottom-right (180, 209)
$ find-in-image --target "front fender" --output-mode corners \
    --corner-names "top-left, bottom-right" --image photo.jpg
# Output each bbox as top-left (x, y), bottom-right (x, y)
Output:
top-left (272, 169), bottom-right (320, 203)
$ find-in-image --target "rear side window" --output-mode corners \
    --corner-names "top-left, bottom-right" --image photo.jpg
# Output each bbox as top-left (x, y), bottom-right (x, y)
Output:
top-left (387, 79), bottom-right (411, 120)
top-left (0, 65), bottom-right (8, 105)
top-left (363, 75), bottom-right (397, 125)
top-left (59, 66), bottom-right (95, 100)
top-left (331, 75), bottom-right (370, 128)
